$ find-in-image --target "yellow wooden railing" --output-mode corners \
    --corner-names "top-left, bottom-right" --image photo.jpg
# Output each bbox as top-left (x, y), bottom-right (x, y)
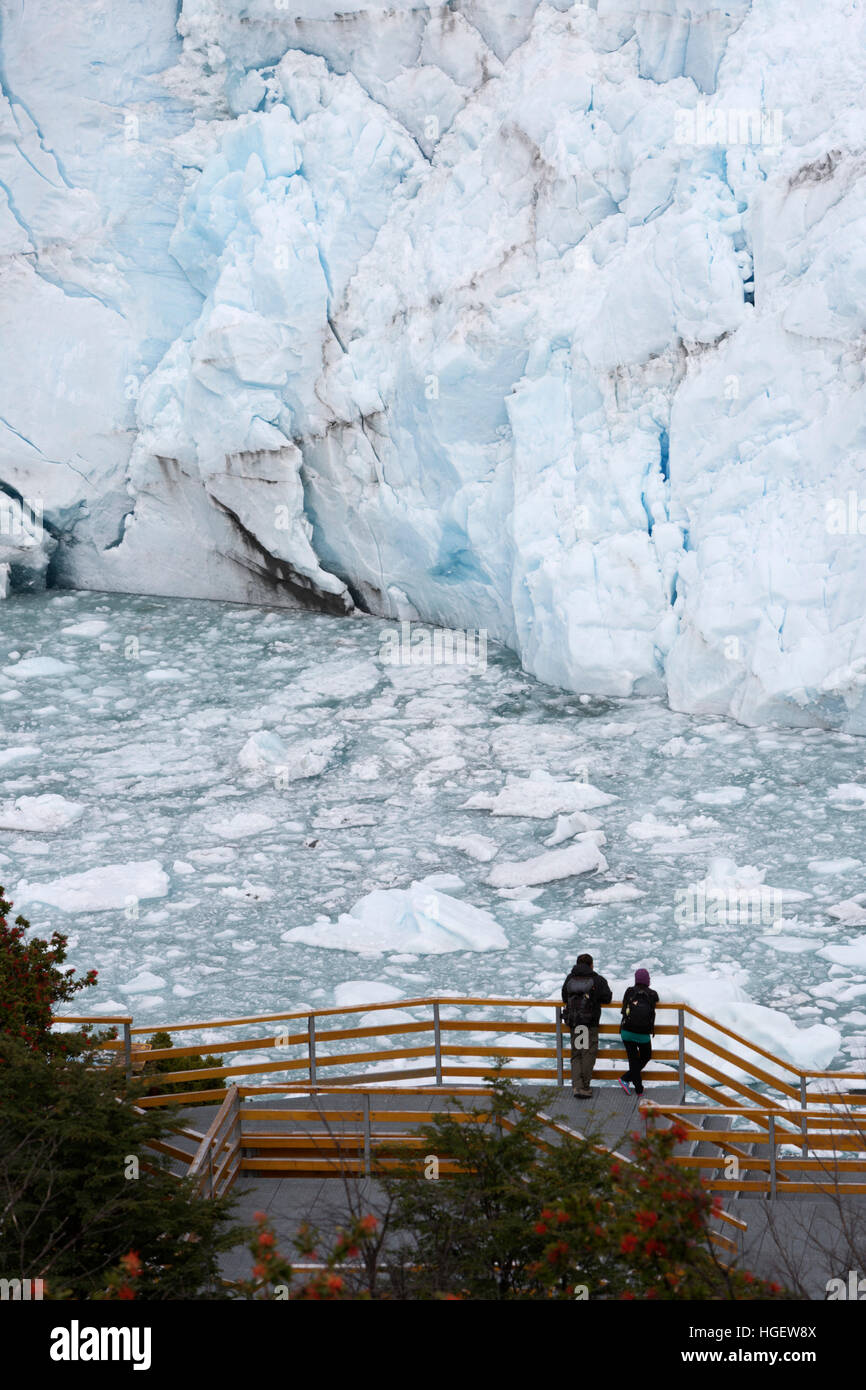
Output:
top-left (173, 1081), bottom-right (747, 1261)
top-left (53, 997), bottom-right (866, 1114)
top-left (642, 1102), bottom-right (866, 1195)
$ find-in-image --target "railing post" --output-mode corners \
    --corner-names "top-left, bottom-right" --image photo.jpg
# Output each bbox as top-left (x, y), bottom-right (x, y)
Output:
top-left (768, 1113), bottom-right (777, 1199)
top-left (800, 1074), bottom-right (808, 1160)
top-left (363, 1093), bottom-right (371, 1178)
top-left (433, 1002), bottom-right (442, 1086)
top-left (555, 1005), bottom-right (564, 1088)
top-left (677, 1008), bottom-right (686, 1102)
top-left (123, 1020), bottom-right (132, 1082)
top-left (208, 1143), bottom-right (215, 1199)
top-left (308, 1014), bottom-right (317, 1091)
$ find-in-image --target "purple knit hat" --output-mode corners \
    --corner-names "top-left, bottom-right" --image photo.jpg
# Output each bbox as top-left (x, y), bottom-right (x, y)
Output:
top-left (634, 968), bottom-right (650, 986)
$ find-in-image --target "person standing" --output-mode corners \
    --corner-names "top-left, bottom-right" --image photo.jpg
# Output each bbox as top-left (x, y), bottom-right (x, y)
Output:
top-left (561, 952), bottom-right (612, 1098)
top-left (619, 967), bottom-right (659, 1097)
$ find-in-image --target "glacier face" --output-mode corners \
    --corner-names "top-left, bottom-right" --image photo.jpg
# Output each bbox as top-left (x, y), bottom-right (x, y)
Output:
top-left (2, 0), bottom-right (866, 728)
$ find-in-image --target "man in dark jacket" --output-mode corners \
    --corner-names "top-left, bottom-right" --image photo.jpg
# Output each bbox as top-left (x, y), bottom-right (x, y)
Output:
top-left (561, 952), bottom-right (612, 1098)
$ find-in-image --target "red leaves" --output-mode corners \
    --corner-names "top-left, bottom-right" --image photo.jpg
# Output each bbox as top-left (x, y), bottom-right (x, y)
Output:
top-left (620, 1234), bottom-right (639, 1254)
top-left (635, 1210), bottom-right (658, 1230)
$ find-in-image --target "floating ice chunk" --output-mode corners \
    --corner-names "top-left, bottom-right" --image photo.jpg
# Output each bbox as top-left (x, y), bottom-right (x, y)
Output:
top-left (463, 771), bottom-right (616, 818)
top-left (0, 745), bottom-right (41, 767)
top-left (594, 723), bottom-right (637, 738)
top-left (16, 860), bottom-right (169, 912)
top-left (826, 895), bottom-right (866, 927)
top-left (238, 730), bottom-right (288, 771)
top-left (287, 659), bottom-right (381, 705)
top-left (657, 971), bottom-right (841, 1072)
top-left (61, 620), bottom-right (109, 637)
top-left (436, 833), bottom-right (499, 862)
top-left (278, 734), bottom-right (343, 781)
top-left (6, 657), bottom-right (72, 678)
top-left (240, 728), bottom-right (342, 780)
top-left (819, 937), bottom-right (866, 967)
top-left (693, 787), bottom-right (747, 806)
top-left (313, 805), bottom-right (379, 829)
top-left (828, 784), bottom-right (866, 807)
top-left (144, 667), bottom-right (187, 681)
top-left (626, 814), bottom-right (688, 841)
top-left (283, 879), bottom-right (507, 955)
top-left (807, 858), bottom-right (862, 875)
top-left (0, 794), bottom-right (83, 832)
top-left (487, 838), bottom-right (607, 889)
top-left (121, 970), bottom-right (167, 993)
top-left (533, 918), bottom-right (583, 941)
top-left (188, 847), bottom-right (237, 864)
top-left (544, 810), bottom-right (602, 846)
top-left (220, 880), bottom-right (275, 902)
top-left (173, 860), bottom-right (195, 875)
top-left (760, 935), bottom-right (821, 953)
top-left (698, 857), bottom-right (812, 903)
top-left (208, 812), bottom-right (275, 839)
top-left (334, 980), bottom-right (404, 1008)
top-left (358, 1009), bottom-right (416, 1029)
top-left (584, 882), bottom-right (646, 904)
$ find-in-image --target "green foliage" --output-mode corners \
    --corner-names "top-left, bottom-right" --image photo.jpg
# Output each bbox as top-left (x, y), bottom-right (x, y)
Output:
top-left (236, 1211), bottom-right (381, 1301)
top-left (0, 889), bottom-right (113, 1059)
top-left (378, 1070), bottom-right (789, 1300)
top-left (141, 1030), bottom-right (225, 1101)
top-left (0, 1037), bottom-right (243, 1299)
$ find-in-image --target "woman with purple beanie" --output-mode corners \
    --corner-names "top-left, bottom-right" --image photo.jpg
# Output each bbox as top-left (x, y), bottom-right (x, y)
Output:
top-left (619, 968), bottom-right (659, 1097)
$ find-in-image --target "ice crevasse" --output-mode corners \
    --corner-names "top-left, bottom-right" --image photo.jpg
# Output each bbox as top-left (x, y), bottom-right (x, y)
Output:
top-left (2, 0), bottom-right (866, 730)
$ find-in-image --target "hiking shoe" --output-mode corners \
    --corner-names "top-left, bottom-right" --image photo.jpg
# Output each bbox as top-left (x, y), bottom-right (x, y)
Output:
top-left (619, 1078), bottom-right (632, 1095)
top-left (577, 1088), bottom-right (592, 1098)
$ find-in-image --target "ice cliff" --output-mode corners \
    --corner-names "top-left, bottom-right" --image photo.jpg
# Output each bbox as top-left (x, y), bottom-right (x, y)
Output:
top-left (2, 0), bottom-right (866, 730)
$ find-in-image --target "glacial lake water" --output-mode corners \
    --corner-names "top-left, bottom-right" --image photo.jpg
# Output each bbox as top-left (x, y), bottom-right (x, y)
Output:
top-left (1, 589), bottom-right (865, 1074)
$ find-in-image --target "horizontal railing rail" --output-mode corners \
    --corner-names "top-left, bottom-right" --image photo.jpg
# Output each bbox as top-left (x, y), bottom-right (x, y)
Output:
top-left (643, 1102), bottom-right (866, 1196)
top-left (52, 999), bottom-right (866, 1119)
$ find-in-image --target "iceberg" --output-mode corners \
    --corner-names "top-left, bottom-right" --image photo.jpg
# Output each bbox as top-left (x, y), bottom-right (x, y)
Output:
top-left (282, 876), bottom-right (508, 955)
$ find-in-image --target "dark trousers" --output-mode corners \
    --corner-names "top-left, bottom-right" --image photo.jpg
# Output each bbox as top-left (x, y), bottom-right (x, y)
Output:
top-left (621, 1039), bottom-right (652, 1094)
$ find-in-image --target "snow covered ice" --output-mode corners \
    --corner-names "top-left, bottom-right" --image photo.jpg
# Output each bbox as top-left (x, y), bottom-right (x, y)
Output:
top-left (2, 2), bottom-right (866, 731)
top-left (0, 590), bottom-right (863, 1078)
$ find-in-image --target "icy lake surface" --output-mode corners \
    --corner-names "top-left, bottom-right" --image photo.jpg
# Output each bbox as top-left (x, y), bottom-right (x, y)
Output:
top-left (1, 591), bottom-right (865, 1073)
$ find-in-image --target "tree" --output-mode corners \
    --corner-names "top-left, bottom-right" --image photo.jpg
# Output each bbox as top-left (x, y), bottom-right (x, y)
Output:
top-left (0, 898), bottom-right (243, 1298)
top-left (0, 889), bottom-right (111, 1059)
top-left (141, 1031), bottom-right (225, 1102)
top-left (0, 1037), bottom-right (243, 1299)
top-left (376, 1071), bottom-right (789, 1300)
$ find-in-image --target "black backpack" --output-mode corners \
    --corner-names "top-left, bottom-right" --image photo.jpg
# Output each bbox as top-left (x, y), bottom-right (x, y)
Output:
top-left (622, 986), bottom-right (655, 1033)
top-left (564, 974), bottom-right (596, 1028)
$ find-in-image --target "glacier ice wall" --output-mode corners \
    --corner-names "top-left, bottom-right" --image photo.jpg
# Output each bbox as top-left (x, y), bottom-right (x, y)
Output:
top-left (2, 0), bottom-right (866, 729)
